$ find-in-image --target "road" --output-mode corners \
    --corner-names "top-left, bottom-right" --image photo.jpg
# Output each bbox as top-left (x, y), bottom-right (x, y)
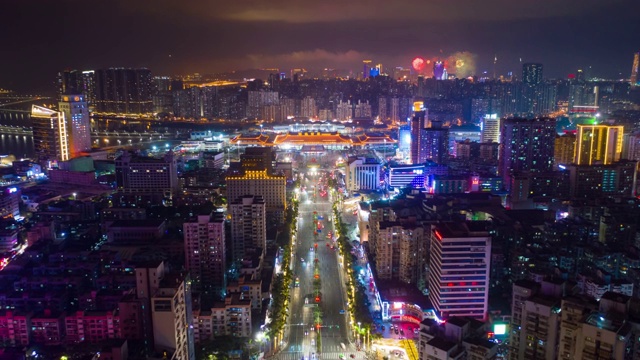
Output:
top-left (276, 163), bottom-right (365, 360)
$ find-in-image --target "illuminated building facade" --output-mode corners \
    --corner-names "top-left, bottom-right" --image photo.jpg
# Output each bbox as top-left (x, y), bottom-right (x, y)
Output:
top-left (499, 117), bottom-right (556, 190)
top-left (568, 161), bottom-right (638, 198)
top-left (0, 187), bottom-right (20, 219)
top-left (95, 68), bottom-right (153, 114)
top-left (428, 222), bottom-right (491, 320)
top-left (230, 195), bottom-right (266, 262)
top-left (522, 63), bottom-right (543, 85)
top-left (31, 105), bottom-right (69, 163)
top-left (574, 124), bottom-right (624, 165)
top-left (184, 213), bottom-right (226, 296)
top-left (554, 133), bottom-right (576, 166)
top-left (58, 69), bottom-right (96, 109)
top-left (480, 114), bottom-right (500, 143)
top-left (226, 169), bottom-right (286, 222)
top-left (410, 102), bottom-right (427, 164)
top-left (346, 157), bottom-right (381, 192)
top-left (433, 61), bottom-right (445, 80)
top-left (376, 224), bottom-right (426, 285)
top-left (58, 95), bottom-right (91, 157)
top-left (631, 52), bottom-right (640, 86)
top-left (420, 122), bottom-right (450, 165)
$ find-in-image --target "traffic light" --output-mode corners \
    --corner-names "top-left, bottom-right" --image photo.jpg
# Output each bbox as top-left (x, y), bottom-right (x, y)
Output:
top-left (315, 296), bottom-right (320, 303)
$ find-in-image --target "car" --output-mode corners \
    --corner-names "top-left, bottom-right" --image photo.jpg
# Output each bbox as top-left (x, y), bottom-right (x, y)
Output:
top-left (413, 328), bottom-right (419, 335)
top-left (394, 329), bottom-right (399, 335)
top-left (339, 309), bottom-right (346, 314)
top-left (310, 247), bottom-right (313, 252)
top-left (350, 355), bottom-right (355, 359)
top-left (301, 258), bottom-right (305, 262)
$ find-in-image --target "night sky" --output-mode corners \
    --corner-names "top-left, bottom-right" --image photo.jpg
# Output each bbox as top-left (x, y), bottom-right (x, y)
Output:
top-left (2, 0), bottom-right (640, 93)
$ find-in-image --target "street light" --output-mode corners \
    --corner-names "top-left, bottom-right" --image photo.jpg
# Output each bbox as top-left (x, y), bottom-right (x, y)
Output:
top-left (72, 192), bottom-right (77, 200)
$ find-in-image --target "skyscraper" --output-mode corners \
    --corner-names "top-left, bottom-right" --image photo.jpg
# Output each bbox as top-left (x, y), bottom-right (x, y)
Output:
top-left (410, 102), bottom-right (427, 164)
top-left (58, 70), bottom-right (96, 109)
top-left (230, 195), bottom-right (266, 262)
top-left (499, 117), bottom-right (556, 189)
top-left (574, 124), bottom-right (624, 165)
top-left (433, 61), bottom-right (445, 80)
top-left (420, 121), bottom-right (449, 164)
top-left (226, 169), bottom-right (286, 223)
top-left (31, 105), bottom-right (69, 164)
top-left (522, 63), bottom-right (543, 85)
top-left (630, 52), bottom-right (640, 86)
top-left (428, 222), bottom-right (491, 320)
top-left (184, 212), bottom-right (226, 296)
top-left (58, 95), bottom-right (91, 157)
top-left (95, 68), bottom-right (153, 114)
top-left (480, 114), bottom-right (500, 143)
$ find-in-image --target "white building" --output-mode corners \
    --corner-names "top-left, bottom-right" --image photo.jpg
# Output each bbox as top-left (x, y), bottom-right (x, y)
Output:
top-left (346, 157), bottom-right (381, 192)
top-left (184, 213), bottom-right (226, 295)
top-left (480, 114), bottom-right (500, 143)
top-left (151, 273), bottom-right (195, 360)
top-left (429, 222), bottom-right (491, 320)
top-left (230, 195), bottom-right (266, 262)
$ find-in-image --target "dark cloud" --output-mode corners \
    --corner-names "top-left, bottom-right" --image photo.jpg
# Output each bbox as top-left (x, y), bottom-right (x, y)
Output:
top-left (0, 0), bottom-right (639, 93)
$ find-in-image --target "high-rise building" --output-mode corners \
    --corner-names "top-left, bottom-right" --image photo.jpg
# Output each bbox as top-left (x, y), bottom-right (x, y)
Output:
top-left (345, 157), bottom-right (381, 192)
top-left (522, 63), bottom-right (543, 86)
top-left (410, 102), bottom-right (427, 164)
top-left (433, 61), bottom-right (445, 80)
top-left (95, 68), bottom-right (153, 114)
top-left (499, 117), bottom-right (556, 189)
top-left (428, 222), bottom-right (491, 320)
top-left (481, 114), bottom-right (500, 143)
top-left (390, 97), bottom-right (400, 123)
top-left (336, 100), bottom-right (352, 121)
top-left (421, 121), bottom-right (450, 164)
top-left (554, 133), bottom-right (577, 166)
top-left (574, 124), bottom-right (624, 165)
top-left (568, 160), bottom-right (638, 198)
top-left (58, 70), bottom-right (96, 109)
top-left (354, 100), bottom-right (372, 118)
top-left (301, 96), bottom-right (317, 119)
top-left (631, 52), bottom-right (640, 86)
top-left (184, 212), bottom-right (226, 296)
top-left (375, 224), bottom-right (426, 285)
top-left (150, 273), bottom-right (195, 360)
top-left (31, 105), bottom-right (69, 163)
top-left (58, 95), bottom-right (91, 157)
top-left (226, 169), bottom-right (286, 223)
top-left (115, 151), bottom-right (179, 198)
top-left (247, 90), bottom-right (279, 119)
top-left (230, 195), bottom-right (266, 262)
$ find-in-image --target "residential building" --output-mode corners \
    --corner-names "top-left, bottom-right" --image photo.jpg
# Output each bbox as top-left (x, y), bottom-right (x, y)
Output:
top-left (184, 212), bottom-right (226, 296)
top-left (0, 186), bottom-right (20, 219)
top-left (574, 124), bottom-right (624, 165)
top-left (95, 68), bottom-right (153, 114)
top-left (226, 275), bottom-right (262, 310)
top-left (568, 160), bottom-right (638, 198)
top-left (230, 195), bottom-right (266, 262)
top-left (554, 133), bottom-right (576, 167)
top-left (226, 168), bottom-right (286, 223)
top-left (115, 150), bottom-right (179, 199)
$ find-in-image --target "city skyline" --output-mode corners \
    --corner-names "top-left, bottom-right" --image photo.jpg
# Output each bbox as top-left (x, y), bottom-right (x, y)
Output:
top-left (2, 0), bottom-right (640, 93)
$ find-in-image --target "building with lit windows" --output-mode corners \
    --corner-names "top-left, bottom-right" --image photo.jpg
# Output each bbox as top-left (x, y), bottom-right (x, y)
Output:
top-left (95, 68), bottom-right (153, 114)
top-left (428, 222), bottom-right (491, 320)
top-left (574, 124), bottom-right (624, 165)
top-left (480, 114), bottom-right (500, 143)
top-left (0, 187), bottom-right (20, 219)
top-left (346, 157), bottom-right (381, 192)
top-left (420, 121), bottom-right (450, 165)
top-left (631, 52), bottom-right (640, 87)
top-left (375, 224), bottom-right (426, 285)
top-left (230, 195), bottom-right (266, 262)
top-left (226, 169), bottom-right (286, 222)
top-left (115, 151), bottom-right (179, 199)
top-left (184, 212), bottom-right (226, 296)
top-left (522, 63), bottom-right (543, 85)
top-left (568, 160), bottom-right (638, 198)
top-left (31, 105), bottom-right (69, 164)
top-left (499, 117), bottom-right (556, 190)
top-left (410, 102), bottom-right (427, 164)
top-left (554, 133), bottom-right (576, 167)
top-left (58, 95), bottom-right (91, 157)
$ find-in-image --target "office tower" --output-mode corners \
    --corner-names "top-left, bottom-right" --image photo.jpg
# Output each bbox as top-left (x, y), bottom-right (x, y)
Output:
top-left (428, 222), bottom-right (491, 320)
top-left (420, 122), bottom-right (450, 164)
top-left (481, 114), bottom-right (500, 143)
top-left (301, 96), bottom-right (317, 119)
top-left (345, 157), bottom-right (381, 192)
top-left (410, 102), bottom-right (427, 164)
top-left (554, 133), bottom-right (577, 166)
top-left (115, 151), bottom-right (179, 197)
top-left (363, 60), bottom-right (372, 79)
top-left (226, 169), bottom-right (286, 223)
top-left (31, 105), bottom-right (69, 163)
top-left (522, 63), bottom-right (543, 85)
top-left (95, 68), bottom-right (153, 114)
top-left (574, 124), bottom-right (624, 165)
top-left (230, 195), bottom-right (266, 262)
top-left (184, 212), bottom-right (226, 296)
top-left (433, 61), bottom-right (445, 80)
top-left (150, 273), bottom-right (195, 360)
top-left (499, 117), bottom-right (556, 189)
top-left (58, 95), bottom-right (91, 157)
top-left (241, 146), bottom-right (274, 171)
top-left (631, 52), bottom-right (640, 86)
